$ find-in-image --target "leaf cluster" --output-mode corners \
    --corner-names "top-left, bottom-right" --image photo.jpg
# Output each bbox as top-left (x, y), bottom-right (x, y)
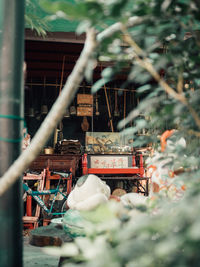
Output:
top-left (39, 0), bottom-right (200, 266)
top-left (25, 0), bottom-right (48, 36)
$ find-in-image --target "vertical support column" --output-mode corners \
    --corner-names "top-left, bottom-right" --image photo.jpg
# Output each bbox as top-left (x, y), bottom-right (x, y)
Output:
top-left (67, 168), bottom-right (73, 195)
top-left (45, 167), bottom-right (51, 191)
top-left (0, 1), bottom-right (24, 266)
top-left (132, 155), bottom-right (136, 167)
top-left (25, 195), bottom-right (34, 229)
top-left (26, 195), bottom-right (32, 217)
top-left (139, 154), bottom-right (144, 177)
top-left (43, 167), bottom-right (51, 226)
top-left (44, 168), bottom-right (51, 209)
top-left (146, 179), bottom-right (149, 196)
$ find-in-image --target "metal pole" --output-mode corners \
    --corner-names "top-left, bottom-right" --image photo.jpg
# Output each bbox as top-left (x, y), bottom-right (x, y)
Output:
top-left (0, 0), bottom-right (24, 266)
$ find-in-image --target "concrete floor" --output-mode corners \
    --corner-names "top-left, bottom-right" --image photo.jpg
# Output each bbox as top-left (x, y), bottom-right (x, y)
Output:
top-left (23, 236), bottom-right (60, 267)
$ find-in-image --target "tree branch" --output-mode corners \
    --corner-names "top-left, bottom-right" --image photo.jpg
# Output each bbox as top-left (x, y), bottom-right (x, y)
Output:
top-left (187, 129), bottom-right (200, 137)
top-left (0, 28), bottom-right (97, 196)
top-left (97, 16), bottom-right (148, 42)
top-left (0, 17), bottom-right (150, 195)
top-left (121, 27), bottom-right (200, 130)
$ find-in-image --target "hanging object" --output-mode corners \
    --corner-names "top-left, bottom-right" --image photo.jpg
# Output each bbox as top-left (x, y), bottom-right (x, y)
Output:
top-left (103, 84), bottom-right (114, 132)
top-left (58, 56), bottom-right (70, 119)
top-left (35, 112), bottom-right (41, 121)
top-left (114, 90), bottom-right (120, 117)
top-left (108, 88), bottom-right (112, 114)
top-left (28, 107), bottom-right (34, 117)
top-left (123, 91), bottom-right (126, 130)
top-left (59, 56), bottom-right (66, 93)
top-left (70, 100), bottom-right (76, 115)
top-left (64, 108), bottom-right (70, 118)
top-left (130, 90), bottom-right (134, 127)
top-left (95, 93), bottom-right (100, 116)
top-left (77, 94), bottom-right (93, 116)
top-left (77, 94), bottom-right (93, 105)
top-left (41, 104), bottom-right (48, 114)
top-left (70, 106), bottom-right (76, 115)
top-left (81, 116), bottom-right (89, 131)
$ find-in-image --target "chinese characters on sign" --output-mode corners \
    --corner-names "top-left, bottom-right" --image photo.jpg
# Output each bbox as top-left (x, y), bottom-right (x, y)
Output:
top-left (90, 156), bottom-right (128, 168)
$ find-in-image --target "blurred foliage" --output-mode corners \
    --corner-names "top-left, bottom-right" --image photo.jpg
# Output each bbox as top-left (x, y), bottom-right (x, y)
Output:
top-left (25, 0), bottom-right (48, 36)
top-left (39, 0), bottom-right (200, 266)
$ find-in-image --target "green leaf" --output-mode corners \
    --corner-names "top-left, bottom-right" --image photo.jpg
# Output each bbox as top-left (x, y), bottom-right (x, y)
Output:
top-left (91, 78), bottom-right (110, 94)
top-left (136, 118), bottom-right (147, 129)
top-left (76, 20), bottom-right (91, 34)
top-left (101, 67), bottom-right (113, 79)
top-left (110, 0), bottom-right (129, 18)
top-left (137, 84), bottom-right (151, 93)
top-left (194, 79), bottom-right (200, 86)
top-left (40, 0), bottom-right (98, 21)
top-left (81, 203), bottom-right (116, 224)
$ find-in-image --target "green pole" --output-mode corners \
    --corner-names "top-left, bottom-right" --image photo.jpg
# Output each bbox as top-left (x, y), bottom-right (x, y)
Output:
top-left (0, 0), bottom-right (24, 266)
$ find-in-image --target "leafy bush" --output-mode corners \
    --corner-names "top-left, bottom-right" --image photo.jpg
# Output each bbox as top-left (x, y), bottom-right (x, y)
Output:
top-left (40, 0), bottom-right (200, 266)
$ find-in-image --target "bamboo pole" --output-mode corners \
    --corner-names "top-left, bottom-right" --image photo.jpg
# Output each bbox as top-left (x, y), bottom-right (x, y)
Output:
top-left (103, 83), bottom-right (114, 132)
top-left (0, 0), bottom-right (24, 266)
top-left (124, 91), bottom-right (126, 130)
top-left (54, 55), bottom-right (66, 146)
top-left (25, 82), bottom-right (136, 92)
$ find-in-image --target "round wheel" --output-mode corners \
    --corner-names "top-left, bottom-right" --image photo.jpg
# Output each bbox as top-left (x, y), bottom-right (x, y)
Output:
top-left (61, 199), bottom-right (69, 216)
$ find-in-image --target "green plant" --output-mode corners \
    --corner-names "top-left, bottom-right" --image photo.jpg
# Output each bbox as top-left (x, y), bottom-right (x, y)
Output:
top-left (25, 0), bottom-right (47, 36)
top-left (38, 0), bottom-right (200, 266)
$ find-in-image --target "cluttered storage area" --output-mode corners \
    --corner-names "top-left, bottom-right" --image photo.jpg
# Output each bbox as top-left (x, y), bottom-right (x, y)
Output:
top-left (23, 38), bottom-right (151, 231)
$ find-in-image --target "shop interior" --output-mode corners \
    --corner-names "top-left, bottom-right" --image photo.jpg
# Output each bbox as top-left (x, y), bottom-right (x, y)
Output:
top-left (23, 35), bottom-right (150, 230)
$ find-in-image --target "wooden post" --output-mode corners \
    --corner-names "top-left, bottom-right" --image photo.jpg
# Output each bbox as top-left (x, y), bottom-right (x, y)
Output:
top-left (26, 196), bottom-right (32, 217)
top-left (82, 153), bottom-right (88, 175)
top-left (67, 168), bottom-right (73, 195)
top-left (103, 84), bottom-right (114, 132)
top-left (139, 154), bottom-right (144, 177)
top-left (132, 155), bottom-right (136, 167)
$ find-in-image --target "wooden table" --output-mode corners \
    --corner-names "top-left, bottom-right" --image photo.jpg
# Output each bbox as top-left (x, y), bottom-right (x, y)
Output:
top-left (29, 154), bottom-right (81, 177)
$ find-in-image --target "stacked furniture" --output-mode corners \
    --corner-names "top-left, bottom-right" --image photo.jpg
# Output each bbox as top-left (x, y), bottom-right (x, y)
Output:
top-left (55, 140), bottom-right (82, 155)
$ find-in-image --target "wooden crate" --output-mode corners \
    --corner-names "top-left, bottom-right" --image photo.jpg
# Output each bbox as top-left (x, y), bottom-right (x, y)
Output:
top-left (77, 94), bottom-right (93, 105)
top-left (28, 154), bottom-right (80, 176)
top-left (77, 106), bottom-right (93, 116)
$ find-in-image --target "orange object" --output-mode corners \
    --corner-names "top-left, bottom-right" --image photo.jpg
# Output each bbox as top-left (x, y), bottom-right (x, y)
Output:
top-left (26, 195), bottom-right (32, 217)
top-left (160, 129), bottom-right (175, 152)
top-left (109, 195), bottom-right (121, 202)
top-left (181, 185), bottom-right (186, 191)
top-left (132, 155), bottom-right (136, 167)
top-left (112, 188), bottom-right (127, 197)
top-left (23, 169), bottom-right (46, 229)
top-left (149, 130), bottom-right (186, 196)
top-left (67, 168), bottom-right (73, 195)
top-left (168, 170), bottom-right (175, 178)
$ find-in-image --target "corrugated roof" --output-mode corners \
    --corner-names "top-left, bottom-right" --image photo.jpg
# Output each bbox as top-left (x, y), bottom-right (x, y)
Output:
top-left (26, 0), bottom-right (78, 32)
